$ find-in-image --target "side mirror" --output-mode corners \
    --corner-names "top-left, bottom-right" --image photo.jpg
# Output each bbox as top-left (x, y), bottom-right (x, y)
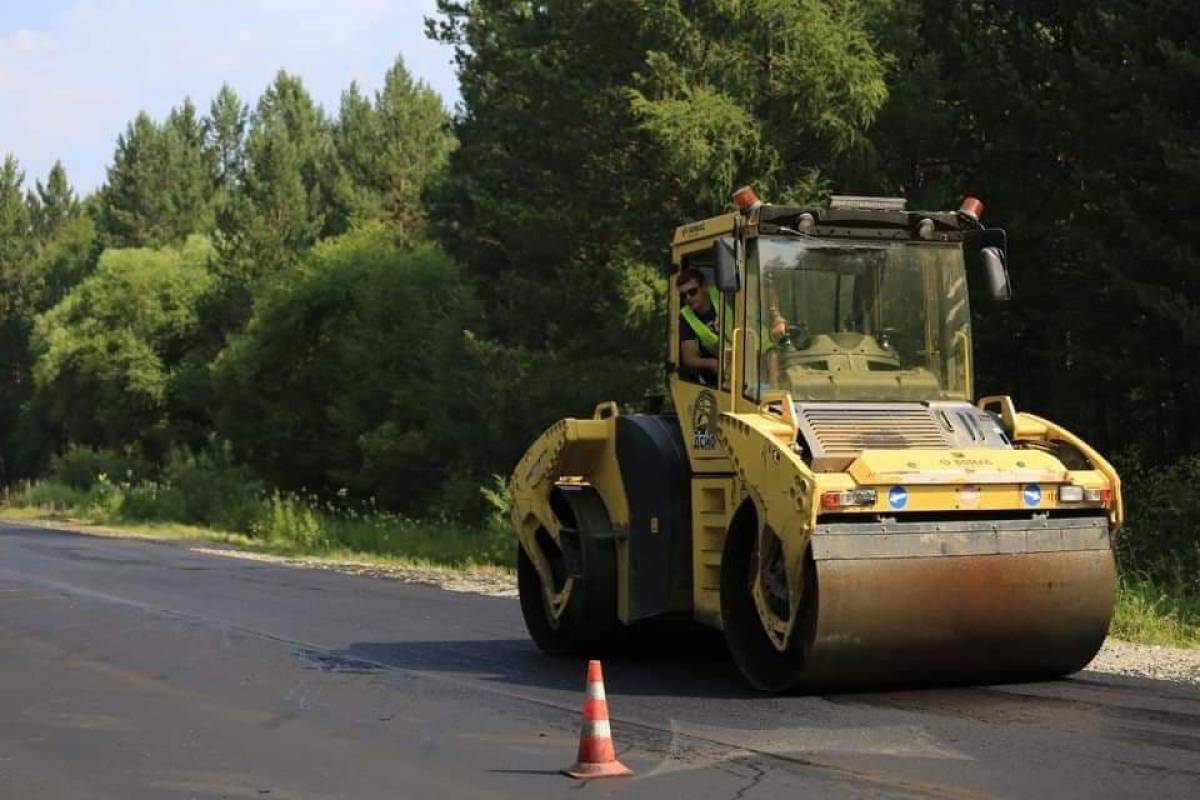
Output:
top-left (966, 228), bottom-right (1011, 303)
top-left (980, 246), bottom-right (1012, 302)
top-left (713, 237), bottom-right (740, 292)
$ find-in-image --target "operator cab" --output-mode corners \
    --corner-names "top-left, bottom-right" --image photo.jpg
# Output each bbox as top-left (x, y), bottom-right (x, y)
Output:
top-left (668, 191), bottom-right (1011, 406)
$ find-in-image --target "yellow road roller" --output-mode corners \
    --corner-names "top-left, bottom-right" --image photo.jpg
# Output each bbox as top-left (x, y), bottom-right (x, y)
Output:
top-left (511, 190), bottom-right (1121, 691)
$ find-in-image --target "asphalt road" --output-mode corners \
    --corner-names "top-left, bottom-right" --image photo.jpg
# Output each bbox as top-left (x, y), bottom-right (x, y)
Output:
top-left (1, 521), bottom-right (1198, 799)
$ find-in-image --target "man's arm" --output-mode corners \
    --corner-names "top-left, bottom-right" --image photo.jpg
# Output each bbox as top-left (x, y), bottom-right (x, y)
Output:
top-left (681, 339), bottom-right (719, 375)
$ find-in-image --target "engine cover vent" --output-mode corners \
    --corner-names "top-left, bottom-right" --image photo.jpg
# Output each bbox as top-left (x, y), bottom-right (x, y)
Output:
top-left (796, 403), bottom-right (953, 471)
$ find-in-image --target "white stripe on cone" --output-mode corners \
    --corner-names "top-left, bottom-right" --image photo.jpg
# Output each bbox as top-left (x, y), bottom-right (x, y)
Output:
top-left (586, 681), bottom-right (606, 700)
top-left (581, 719), bottom-right (611, 739)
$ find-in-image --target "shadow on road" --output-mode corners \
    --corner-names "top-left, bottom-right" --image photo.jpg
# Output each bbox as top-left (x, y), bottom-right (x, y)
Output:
top-left (306, 627), bottom-right (759, 699)
top-left (304, 632), bottom-right (1197, 706)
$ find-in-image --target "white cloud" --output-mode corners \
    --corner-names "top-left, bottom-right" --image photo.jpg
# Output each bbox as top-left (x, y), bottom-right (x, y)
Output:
top-left (0, 28), bottom-right (51, 54)
top-left (0, 0), bottom-right (459, 193)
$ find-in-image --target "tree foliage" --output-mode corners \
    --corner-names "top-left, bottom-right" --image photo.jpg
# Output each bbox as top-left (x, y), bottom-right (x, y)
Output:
top-left (428, 0), bottom-right (889, 413)
top-left (0, 156), bottom-right (36, 480)
top-left (229, 72), bottom-right (343, 269)
top-left (30, 236), bottom-right (216, 456)
top-left (213, 225), bottom-right (478, 512)
top-left (98, 104), bottom-right (215, 248)
top-left (29, 161), bottom-right (80, 239)
top-left (862, 0), bottom-right (1200, 461)
top-left (0, 3), bottom-right (1197, 547)
top-left (335, 57), bottom-right (455, 238)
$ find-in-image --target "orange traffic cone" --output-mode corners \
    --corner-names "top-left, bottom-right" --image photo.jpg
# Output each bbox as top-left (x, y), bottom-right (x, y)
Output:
top-left (563, 660), bottom-right (633, 779)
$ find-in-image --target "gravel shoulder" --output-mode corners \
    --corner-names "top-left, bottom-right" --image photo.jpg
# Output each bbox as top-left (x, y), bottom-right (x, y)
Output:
top-left (1085, 639), bottom-right (1200, 685)
top-left (6, 516), bottom-right (1197, 686)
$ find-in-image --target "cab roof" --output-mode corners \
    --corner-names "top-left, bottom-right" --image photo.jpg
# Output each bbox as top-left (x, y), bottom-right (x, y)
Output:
top-left (672, 198), bottom-right (976, 249)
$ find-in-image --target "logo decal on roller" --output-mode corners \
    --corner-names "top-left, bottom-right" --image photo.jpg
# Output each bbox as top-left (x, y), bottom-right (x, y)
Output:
top-left (888, 486), bottom-right (908, 510)
top-left (691, 391), bottom-right (718, 450)
top-left (1023, 484), bottom-right (1042, 507)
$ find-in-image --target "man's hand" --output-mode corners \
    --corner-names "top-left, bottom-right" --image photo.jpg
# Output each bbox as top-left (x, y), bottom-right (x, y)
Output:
top-left (681, 339), bottom-right (719, 377)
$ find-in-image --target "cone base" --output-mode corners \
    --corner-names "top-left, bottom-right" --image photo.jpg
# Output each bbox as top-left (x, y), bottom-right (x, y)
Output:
top-left (563, 759), bottom-right (634, 779)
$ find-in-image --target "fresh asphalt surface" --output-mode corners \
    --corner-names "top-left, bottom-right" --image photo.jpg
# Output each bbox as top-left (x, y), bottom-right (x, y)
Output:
top-left (0, 522), bottom-right (1197, 799)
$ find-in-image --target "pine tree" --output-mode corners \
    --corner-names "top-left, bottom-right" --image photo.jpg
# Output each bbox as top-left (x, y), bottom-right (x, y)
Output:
top-left (29, 161), bottom-right (80, 239)
top-left (98, 106), bottom-right (215, 248)
top-left (232, 71), bottom-right (340, 271)
top-left (165, 98), bottom-right (215, 234)
top-left (0, 156), bottom-right (37, 480)
top-left (373, 57), bottom-right (453, 237)
top-left (331, 59), bottom-right (454, 237)
top-left (204, 84), bottom-right (249, 193)
top-left (0, 156), bottom-right (32, 262)
top-left (333, 81), bottom-right (385, 224)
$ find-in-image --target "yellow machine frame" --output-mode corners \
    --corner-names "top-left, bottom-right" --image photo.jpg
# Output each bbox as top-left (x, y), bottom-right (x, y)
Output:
top-left (511, 195), bottom-right (1122, 690)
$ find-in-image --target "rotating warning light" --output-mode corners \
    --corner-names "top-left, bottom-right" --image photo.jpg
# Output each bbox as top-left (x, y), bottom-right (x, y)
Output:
top-left (732, 186), bottom-right (762, 213)
top-left (958, 196), bottom-right (985, 222)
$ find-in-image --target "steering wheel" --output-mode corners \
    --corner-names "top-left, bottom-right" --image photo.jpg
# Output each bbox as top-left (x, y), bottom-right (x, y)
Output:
top-left (783, 323), bottom-right (812, 350)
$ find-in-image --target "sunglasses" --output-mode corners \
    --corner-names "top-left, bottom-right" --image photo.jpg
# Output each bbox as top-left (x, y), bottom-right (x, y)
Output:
top-left (680, 287), bottom-right (701, 300)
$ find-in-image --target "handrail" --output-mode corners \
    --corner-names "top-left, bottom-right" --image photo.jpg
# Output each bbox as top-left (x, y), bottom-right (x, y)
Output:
top-left (955, 329), bottom-right (974, 400)
top-left (728, 327), bottom-right (743, 413)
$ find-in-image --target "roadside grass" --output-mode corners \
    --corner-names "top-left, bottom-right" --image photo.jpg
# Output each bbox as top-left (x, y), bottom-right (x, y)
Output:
top-left (0, 479), bottom-right (513, 575)
top-left (1111, 575), bottom-right (1200, 648)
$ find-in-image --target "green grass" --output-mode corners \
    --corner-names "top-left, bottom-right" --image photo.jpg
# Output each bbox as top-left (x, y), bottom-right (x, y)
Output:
top-left (1, 479), bottom-right (513, 575)
top-left (1111, 576), bottom-right (1200, 647)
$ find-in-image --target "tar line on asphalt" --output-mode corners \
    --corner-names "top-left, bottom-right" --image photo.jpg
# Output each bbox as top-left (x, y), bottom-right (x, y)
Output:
top-left (0, 560), bottom-right (985, 799)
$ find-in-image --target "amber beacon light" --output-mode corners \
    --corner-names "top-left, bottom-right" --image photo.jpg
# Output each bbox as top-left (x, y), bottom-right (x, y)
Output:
top-left (732, 185), bottom-right (762, 213)
top-left (958, 196), bottom-right (985, 222)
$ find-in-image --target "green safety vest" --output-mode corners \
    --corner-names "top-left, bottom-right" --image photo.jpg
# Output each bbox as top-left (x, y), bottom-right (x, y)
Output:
top-left (681, 287), bottom-right (772, 356)
top-left (681, 287), bottom-right (725, 355)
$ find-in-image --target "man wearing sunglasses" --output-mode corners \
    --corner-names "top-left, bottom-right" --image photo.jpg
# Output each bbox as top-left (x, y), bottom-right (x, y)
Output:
top-left (676, 267), bottom-right (721, 384)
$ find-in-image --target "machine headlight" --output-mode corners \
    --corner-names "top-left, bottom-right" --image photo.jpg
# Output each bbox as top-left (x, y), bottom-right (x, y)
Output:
top-left (1058, 485), bottom-right (1084, 503)
top-left (1059, 485), bottom-right (1112, 507)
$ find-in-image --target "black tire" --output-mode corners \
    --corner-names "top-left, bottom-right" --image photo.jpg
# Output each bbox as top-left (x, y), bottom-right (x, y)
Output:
top-left (720, 518), bottom-right (809, 693)
top-left (518, 543), bottom-right (576, 654)
top-left (517, 487), bottom-right (620, 655)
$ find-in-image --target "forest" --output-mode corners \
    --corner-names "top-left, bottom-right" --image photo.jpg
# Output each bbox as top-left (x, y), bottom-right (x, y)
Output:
top-left (1, 1), bottom-right (1197, 626)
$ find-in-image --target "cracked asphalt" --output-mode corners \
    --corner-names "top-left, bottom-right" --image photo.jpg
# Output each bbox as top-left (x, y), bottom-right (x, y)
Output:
top-left (1, 521), bottom-right (1198, 799)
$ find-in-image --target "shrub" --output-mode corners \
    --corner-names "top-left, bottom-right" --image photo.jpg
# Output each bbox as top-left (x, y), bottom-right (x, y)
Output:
top-left (49, 445), bottom-right (150, 490)
top-left (6, 479), bottom-right (95, 510)
top-left (163, 444), bottom-right (262, 533)
top-left (118, 480), bottom-right (187, 521)
top-left (255, 492), bottom-right (326, 548)
top-left (1117, 452), bottom-right (1200, 598)
top-left (213, 229), bottom-right (487, 516)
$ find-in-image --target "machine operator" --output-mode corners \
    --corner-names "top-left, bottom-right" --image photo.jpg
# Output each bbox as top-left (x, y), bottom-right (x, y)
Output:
top-left (676, 268), bottom-right (721, 384)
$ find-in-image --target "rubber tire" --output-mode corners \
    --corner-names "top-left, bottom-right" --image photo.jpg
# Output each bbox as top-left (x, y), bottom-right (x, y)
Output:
top-left (720, 524), bottom-right (804, 693)
top-left (517, 488), bottom-right (620, 656)
top-left (518, 544), bottom-right (578, 654)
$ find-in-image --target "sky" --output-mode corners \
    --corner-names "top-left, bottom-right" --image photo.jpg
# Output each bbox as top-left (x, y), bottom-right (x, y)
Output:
top-left (0, 0), bottom-right (461, 194)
